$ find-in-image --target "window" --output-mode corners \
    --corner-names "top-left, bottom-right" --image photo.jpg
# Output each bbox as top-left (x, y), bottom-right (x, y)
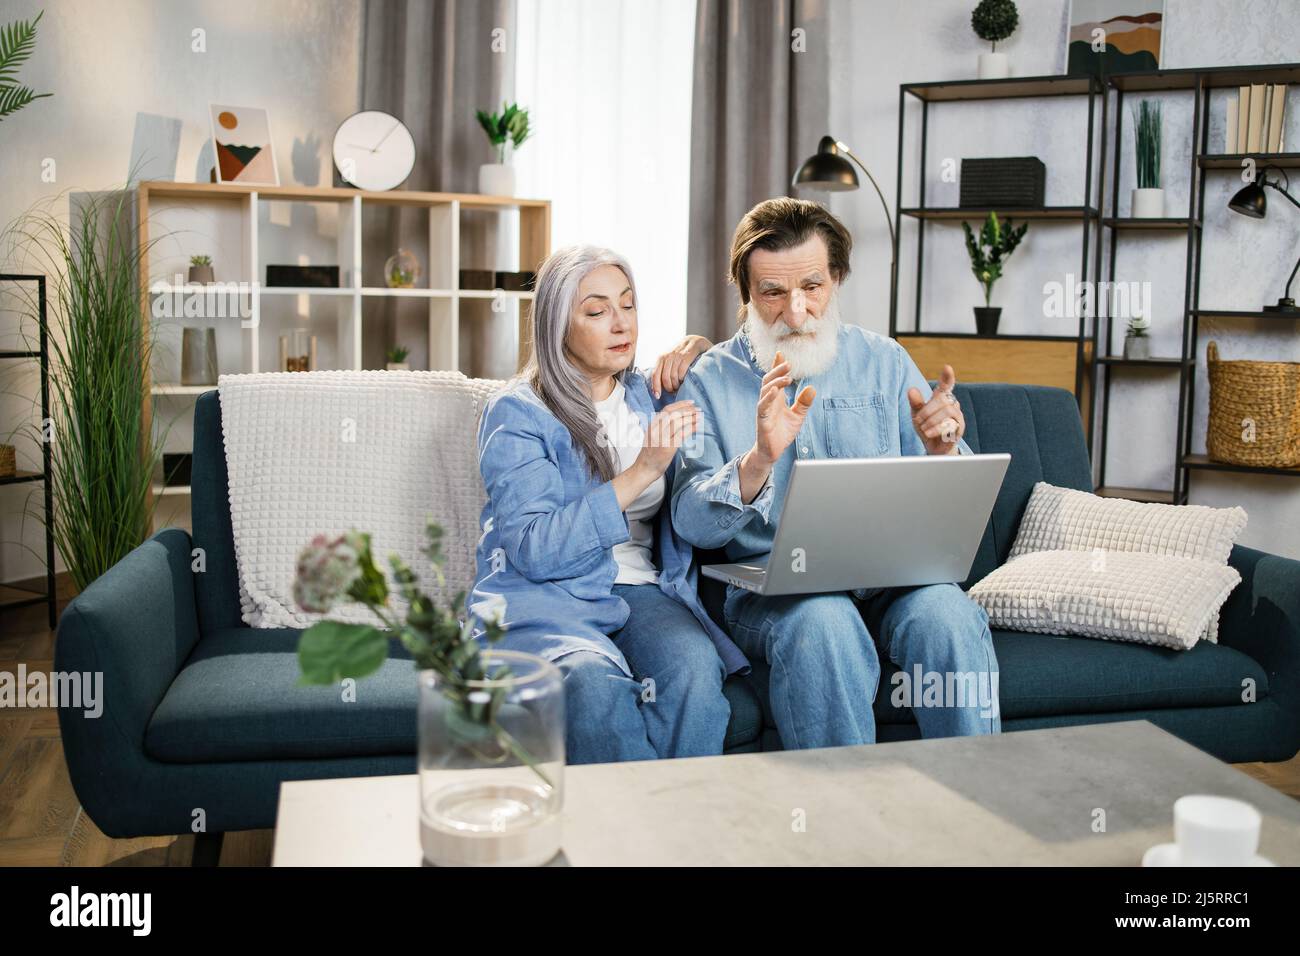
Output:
top-left (514, 0), bottom-right (697, 367)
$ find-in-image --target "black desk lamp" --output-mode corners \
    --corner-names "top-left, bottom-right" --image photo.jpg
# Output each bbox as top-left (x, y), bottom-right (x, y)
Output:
top-left (1228, 167), bottom-right (1300, 313)
top-left (792, 135), bottom-right (898, 320)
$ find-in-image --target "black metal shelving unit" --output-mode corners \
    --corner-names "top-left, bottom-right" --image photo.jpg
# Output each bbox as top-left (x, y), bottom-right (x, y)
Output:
top-left (891, 72), bottom-right (1108, 431)
top-left (1095, 63), bottom-right (1300, 505)
top-left (0, 273), bottom-right (58, 628)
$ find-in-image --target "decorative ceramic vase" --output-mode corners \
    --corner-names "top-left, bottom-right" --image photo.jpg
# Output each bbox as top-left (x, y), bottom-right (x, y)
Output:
top-left (418, 650), bottom-right (564, 867)
top-left (188, 264), bottom-right (215, 284)
top-left (180, 328), bottom-right (218, 385)
top-left (978, 52), bottom-right (1009, 79)
top-left (1132, 188), bottom-right (1165, 218)
top-left (1123, 334), bottom-right (1151, 359)
top-left (384, 249), bottom-right (421, 289)
top-left (973, 306), bottom-right (1002, 336)
top-left (478, 163), bottom-right (516, 197)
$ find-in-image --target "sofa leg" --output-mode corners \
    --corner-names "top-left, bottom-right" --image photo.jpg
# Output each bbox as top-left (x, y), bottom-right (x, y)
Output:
top-left (192, 831), bottom-right (224, 867)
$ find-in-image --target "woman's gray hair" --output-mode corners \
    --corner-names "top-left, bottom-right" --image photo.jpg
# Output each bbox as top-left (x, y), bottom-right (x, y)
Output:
top-left (519, 244), bottom-right (637, 482)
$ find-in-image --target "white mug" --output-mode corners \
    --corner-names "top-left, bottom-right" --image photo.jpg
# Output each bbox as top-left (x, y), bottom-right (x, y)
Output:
top-left (1173, 795), bottom-right (1261, 866)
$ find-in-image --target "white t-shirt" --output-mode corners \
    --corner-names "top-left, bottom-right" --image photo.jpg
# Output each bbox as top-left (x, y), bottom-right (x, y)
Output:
top-left (593, 379), bottom-right (662, 585)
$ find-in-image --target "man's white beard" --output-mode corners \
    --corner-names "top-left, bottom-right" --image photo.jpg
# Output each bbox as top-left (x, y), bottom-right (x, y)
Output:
top-left (743, 292), bottom-right (842, 380)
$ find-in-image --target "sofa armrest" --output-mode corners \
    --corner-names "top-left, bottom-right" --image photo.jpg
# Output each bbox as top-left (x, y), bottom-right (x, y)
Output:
top-left (1220, 543), bottom-right (1300, 757)
top-left (54, 528), bottom-right (202, 831)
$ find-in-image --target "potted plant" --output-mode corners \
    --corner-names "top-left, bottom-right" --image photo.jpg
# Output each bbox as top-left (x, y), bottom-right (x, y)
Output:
top-left (386, 345), bottom-right (410, 371)
top-left (971, 0), bottom-right (1018, 79)
top-left (962, 210), bottom-right (1028, 335)
top-left (1123, 313), bottom-right (1151, 359)
top-left (188, 254), bottom-right (214, 285)
top-left (4, 187), bottom-right (165, 590)
top-left (294, 521), bottom-right (564, 866)
top-left (1132, 100), bottom-right (1163, 217)
top-left (475, 102), bottom-right (531, 197)
top-left (0, 10), bottom-right (52, 121)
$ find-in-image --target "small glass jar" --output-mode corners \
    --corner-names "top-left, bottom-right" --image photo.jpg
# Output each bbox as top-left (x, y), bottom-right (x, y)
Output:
top-left (418, 650), bottom-right (565, 866)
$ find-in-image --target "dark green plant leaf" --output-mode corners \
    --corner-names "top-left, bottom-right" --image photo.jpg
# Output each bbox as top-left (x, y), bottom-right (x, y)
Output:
top-left (298, 620), bottom-right (389, 684)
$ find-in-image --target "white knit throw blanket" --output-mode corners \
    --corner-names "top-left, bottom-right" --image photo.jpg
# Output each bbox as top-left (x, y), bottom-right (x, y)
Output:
top-left (217, 370), bottom-right (504, 629)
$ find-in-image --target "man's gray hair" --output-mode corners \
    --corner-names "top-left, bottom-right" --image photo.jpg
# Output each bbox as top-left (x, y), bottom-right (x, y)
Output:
top-left (518, 244), bottom-right (637, 482)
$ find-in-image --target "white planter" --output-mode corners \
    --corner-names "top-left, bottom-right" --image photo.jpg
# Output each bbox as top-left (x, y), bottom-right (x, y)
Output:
top-left (977, 52), bottom-right (1009, 79)
top-left (1132, 187), bottom-right (1165, 218)
top-left (386, 362), bottom-right (410, 371)
top-left (478, 163), bottom-right (515, 197)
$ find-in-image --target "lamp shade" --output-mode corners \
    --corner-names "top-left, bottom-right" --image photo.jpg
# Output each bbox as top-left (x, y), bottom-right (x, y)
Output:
top-left (1229, 181), bottom-right (1267, 219)
top-left (792, 135), bottom-right (858, 191)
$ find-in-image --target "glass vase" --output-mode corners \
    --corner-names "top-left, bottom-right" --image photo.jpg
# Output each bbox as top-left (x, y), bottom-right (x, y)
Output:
top-left (418, 650), bottom-right (565, 866)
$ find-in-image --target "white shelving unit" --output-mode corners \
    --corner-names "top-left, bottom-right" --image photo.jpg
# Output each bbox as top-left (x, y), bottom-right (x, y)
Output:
top-left (136, 181), bottom-right (550, 527)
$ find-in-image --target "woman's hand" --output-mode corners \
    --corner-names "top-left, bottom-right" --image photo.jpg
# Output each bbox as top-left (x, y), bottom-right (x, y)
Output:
top-left (613, 400), bottom-right (699, 510)
top-left (651, 334), bottom-right (712, 398)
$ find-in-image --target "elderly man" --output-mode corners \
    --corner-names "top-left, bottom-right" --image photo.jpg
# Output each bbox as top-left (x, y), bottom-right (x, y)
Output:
top-left (671, 197), bottom-right (1000, 750)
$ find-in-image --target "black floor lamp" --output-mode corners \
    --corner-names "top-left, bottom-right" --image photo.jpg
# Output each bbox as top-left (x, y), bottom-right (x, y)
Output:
top-left (792, 135), bottom-right (897, 320)
top-left (1228, 166), bottom-right (1300, 313)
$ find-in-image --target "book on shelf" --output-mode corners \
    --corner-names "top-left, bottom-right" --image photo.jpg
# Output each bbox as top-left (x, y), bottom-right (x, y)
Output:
top-left (1266, 83), bottom-right (1286, 152)
top-left (1247, 83), bottom-right (1266, 152)
top-left (1237, 85), bottom-right (1251, 153)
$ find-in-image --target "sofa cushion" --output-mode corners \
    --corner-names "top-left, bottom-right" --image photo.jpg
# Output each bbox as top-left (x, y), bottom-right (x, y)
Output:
top-left (146, 627), bottom-right (765, 762)
top-left (873, 629), bottom-right (1270, 725)
top-left (969, 550), bottom-right (1242, 649)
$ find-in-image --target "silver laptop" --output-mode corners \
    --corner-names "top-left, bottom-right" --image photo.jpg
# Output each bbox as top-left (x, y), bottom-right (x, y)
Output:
top-left (702, 453), bottom-right (1011, 596)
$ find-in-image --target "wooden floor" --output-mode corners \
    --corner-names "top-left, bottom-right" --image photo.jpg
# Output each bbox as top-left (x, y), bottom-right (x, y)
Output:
top-left (2, 573), bottom-right (1298, 867)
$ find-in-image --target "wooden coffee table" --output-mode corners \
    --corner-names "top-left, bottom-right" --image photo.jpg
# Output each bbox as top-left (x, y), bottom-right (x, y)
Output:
top-left (272, 721), bottom-right (1300, 866)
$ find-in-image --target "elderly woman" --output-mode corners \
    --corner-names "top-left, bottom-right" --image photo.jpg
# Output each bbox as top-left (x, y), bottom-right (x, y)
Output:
top-left (468, 245), bottom-right (749, 764)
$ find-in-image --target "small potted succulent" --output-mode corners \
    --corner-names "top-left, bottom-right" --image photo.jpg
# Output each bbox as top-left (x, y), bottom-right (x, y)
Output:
top-left (188, 254), bottom-right (214, 285)
top-left (386, 345), bottom-right (410, 371)
top-left (1132, 100), bottom-right (1164, 217)
top-left (1123, 313), bottom-right (1151, 359)
top-left (971, 0), bottom-right (1018, 79)
top-left (962, 210), bottom-right (1028, 336)
top-left (475, 102), bottom-right (531, 197)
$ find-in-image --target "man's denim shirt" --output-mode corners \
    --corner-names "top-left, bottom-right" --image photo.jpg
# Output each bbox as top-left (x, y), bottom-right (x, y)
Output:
top-left (670, 323), bottom-right (973, 566)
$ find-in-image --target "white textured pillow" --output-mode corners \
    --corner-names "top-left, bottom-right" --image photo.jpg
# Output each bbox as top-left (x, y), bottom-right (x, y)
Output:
top-left (1009, 482), bottom-right (1246, 640)
top-left (969, 550), bottom-right (1241, 651)
top-left (1010, 482), bottom-right (1247, 564)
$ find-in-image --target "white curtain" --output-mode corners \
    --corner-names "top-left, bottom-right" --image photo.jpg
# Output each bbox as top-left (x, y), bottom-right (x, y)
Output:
top-left (514, 0), bottom-right (697, 367)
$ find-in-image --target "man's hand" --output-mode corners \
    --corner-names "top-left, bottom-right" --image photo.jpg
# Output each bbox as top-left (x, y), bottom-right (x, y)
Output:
top-left (740, 350), bottom-right (815, 502)
top-left (651, 334), bottom-right (711, 398)
top-left (907, 364), bottom-right (965, 456)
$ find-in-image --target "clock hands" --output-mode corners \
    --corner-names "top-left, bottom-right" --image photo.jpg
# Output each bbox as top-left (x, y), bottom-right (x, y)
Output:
top-left (371, 121), bottom-right (401, 152)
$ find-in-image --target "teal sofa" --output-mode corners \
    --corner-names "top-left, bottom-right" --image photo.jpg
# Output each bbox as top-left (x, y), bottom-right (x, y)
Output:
top-left (55, 382), bottom-right (1300, 859)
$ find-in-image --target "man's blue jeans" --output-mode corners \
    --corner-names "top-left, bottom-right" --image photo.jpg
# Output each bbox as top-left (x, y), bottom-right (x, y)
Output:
top-left (723, 583), bottom-right (1001, 749)
top-left (555, 582), bottom-right (731, 764)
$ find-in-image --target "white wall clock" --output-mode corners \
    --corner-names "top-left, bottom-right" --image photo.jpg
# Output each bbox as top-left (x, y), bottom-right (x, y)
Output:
top-left (332, 110), bottom-right (416, 191)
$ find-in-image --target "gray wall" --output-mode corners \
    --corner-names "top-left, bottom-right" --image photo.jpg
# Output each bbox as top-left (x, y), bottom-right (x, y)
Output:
top-left (0, 0), bottom-right (362, 584)
top-left (827, 0), bottom-right (1300, 560)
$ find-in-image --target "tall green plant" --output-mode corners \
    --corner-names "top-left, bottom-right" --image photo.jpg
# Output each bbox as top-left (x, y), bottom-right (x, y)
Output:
top-left (3, 186), bottom-right (166, 591)
top-left (0, 9), bottom-right (52, 121)
top-left (961, 211), bottom-right (1028, 307)
top-left (1134, 100), bottom-right (1162, 189)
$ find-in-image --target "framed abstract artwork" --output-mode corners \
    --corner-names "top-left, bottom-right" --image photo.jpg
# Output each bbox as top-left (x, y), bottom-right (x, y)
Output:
top-left (1066, 0), bottom-right (1165, 76)
top-left (209, 104), bottom-right (280, 186)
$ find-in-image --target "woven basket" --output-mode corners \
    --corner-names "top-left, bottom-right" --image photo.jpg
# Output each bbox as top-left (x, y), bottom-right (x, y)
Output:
top-left (1206, 340), bottom-right (1300, 467)
top-left (0, 444), bottom-right (14, 477)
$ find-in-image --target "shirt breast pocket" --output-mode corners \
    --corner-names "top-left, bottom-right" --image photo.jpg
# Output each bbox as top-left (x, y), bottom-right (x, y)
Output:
top-left (824, 394), bottom-right (890, 458)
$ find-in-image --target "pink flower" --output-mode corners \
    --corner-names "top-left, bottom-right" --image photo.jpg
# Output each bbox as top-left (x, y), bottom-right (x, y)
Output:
top-left (293, 532), bottom-right (362, 613)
